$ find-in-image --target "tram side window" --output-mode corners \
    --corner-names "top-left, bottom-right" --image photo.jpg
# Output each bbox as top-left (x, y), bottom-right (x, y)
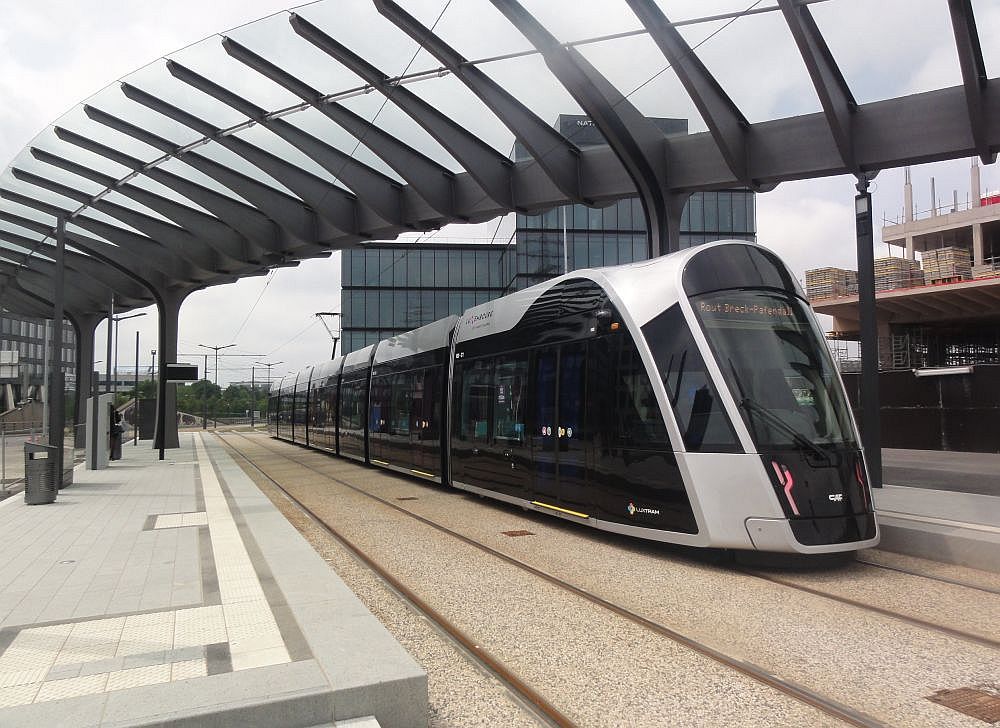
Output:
top-left (340, 379), bottom-right (364, 431)
top-left (370, 377), bottom-right (390, 433)
top-left (493, 354), bottom-right (528, 446)
top-left (641, 305), bottom-right (740, 453)
top-left (389, 372), bottom-right (414, 436)
top-left (456, 359), bottom-right (493, 442)
top-left (612, 339), bottom-right (669, 448)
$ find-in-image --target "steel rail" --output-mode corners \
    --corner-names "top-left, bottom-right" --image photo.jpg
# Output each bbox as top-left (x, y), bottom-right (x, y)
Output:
top-left (216, 432), bottom-right (575, 728)
top-left (742, 570), bottom-right (1000, 651)
top-left (854, 558), bottom-right (1000, 597)
top-left (220, 431), bottom-right (887, 728)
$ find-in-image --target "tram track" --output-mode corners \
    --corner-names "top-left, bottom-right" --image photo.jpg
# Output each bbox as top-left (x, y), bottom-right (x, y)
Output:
top-left (219, 431), bottom-right (889, 728)
top-left (740, 570), bottom-right (1000, 651)
top-left (854, 558), bottom-right (1000, 596)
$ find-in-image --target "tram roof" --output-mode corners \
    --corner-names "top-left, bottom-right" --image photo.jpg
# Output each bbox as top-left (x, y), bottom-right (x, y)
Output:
top-left (2, 0), bottom-right (998, 322)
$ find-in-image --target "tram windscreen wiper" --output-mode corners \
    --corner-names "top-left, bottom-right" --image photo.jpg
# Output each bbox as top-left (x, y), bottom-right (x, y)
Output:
top-left (739, 397), bottom-right (831, 463)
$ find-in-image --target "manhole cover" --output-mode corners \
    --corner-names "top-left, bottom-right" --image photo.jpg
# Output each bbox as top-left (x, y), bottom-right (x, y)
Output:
top-left (927, 687), bottom-right (1000, 723)
top-left (502, 530), bottom-right (535, 537)
top-left (396, 496), bottom-right (419, 501)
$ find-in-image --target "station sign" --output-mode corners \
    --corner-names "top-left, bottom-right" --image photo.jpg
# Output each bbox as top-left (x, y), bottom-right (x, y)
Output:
top-left (165, 363), bottom-right (199, 382)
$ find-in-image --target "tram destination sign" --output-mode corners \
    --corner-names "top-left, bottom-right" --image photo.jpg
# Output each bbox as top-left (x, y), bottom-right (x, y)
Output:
top-left (697, 300), bottom-right (794, 320)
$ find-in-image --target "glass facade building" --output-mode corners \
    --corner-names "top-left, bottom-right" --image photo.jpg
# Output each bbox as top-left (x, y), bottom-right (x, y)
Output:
top-left (509, 115), bottom-right (756, 290)
top-left (340, 115), bottom-right (756, 353)
top-left (341, 243), bottom-right (510, 353)
top-left (0, 312), bottom-right (76, 407)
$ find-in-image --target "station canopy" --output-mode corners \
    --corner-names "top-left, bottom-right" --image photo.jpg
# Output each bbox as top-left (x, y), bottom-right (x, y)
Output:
top-left (1, 0), bottom-right (997, 321)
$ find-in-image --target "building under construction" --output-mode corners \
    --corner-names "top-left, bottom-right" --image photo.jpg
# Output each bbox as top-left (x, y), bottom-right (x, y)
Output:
top-left (806, 163), bottom-right (1000, 452)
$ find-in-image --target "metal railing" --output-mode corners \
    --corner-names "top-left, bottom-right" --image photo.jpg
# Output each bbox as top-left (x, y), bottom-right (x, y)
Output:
top-left (1, 421), bottom-right (84, 496)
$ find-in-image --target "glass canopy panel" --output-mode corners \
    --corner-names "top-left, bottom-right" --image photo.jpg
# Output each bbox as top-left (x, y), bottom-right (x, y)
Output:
top-left (165, 34), bottom-right (306, 114)
top-left (396, 70), bottom-right (515, 157)
top-left (225, 8), bottom-right (391, 102)
top-left (65, 221), bottom-right (117, 248)
top-left (192, 141), bottom-right (302, 199)
top-left (28, 127), bottom-right (132, 181)
top-left (573, 33), bottom-right (703, 131)
top-left (425, 0), bottom-right (535, 61)
top-left (232, 124), bottom-right (350, 189)
top-left (52, 106), bottom-right (172, 167)
top-left (1, 167), bottom-right (86, 216)
top-left (10, 152), bottom-right (107, 199)
top-left (813, 0), bottom-right (962, 104)
top-left (972, 0), bottom-right (999, 79)
top-left (85, 85), bottom-right (204, 149)
top-left (475, 53), bottom-right (584, 138)
top-left (124, 175), bottom-right (215, 217)
top-left (283, 107), bottom-right (407, 185)
top-left (339, 93), bottom-right (463, 173)
top-left (124, 59), bottom-right (249, 131)
top-left (678, 9), bottom-right (822, 123)
top-left (518, 0), bottom-right (644, 42)
top-left (101, 189), bottom-right (187, 226)
top-left (157, 157), bottom-right (256, 206)
top-left (0, 199), bottom-right (57, 232)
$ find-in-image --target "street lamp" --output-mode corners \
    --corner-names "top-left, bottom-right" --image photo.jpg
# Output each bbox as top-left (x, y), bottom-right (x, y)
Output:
top-left (112, 312), bottom-right (146, 396)
top-left (199, 343), bottom-right (235, 429)
top-left (251, 361), bottom-right (283, 430)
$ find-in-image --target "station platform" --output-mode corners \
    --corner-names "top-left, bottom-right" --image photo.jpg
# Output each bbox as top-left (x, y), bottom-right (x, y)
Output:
top-left (878, 449), bottom-right (1000, 573)
top-left (0, 433), bottom-right (426, 728)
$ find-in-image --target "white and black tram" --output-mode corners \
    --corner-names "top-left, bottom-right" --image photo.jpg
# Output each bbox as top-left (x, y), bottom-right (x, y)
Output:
top-left (269, 241), bottom-right (878, 554)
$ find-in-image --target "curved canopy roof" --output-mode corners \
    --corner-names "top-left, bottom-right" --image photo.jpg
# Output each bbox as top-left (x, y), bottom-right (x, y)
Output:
top-left (1, 0), bottom-right (997, 322)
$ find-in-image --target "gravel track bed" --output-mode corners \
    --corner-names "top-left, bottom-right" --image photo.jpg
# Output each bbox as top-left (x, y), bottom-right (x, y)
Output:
top-left (225, 434), bottom-right (1000, 727)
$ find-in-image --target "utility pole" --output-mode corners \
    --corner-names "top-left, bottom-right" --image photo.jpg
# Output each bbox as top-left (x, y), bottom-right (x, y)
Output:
top-left (112, 312), bottom-right (147, 398)
top-left (254, 361), bottom-right (283, 428)
top-left (315, 312), bottom-right (341, 359)
top-left (199, 343), bottom-right (235, 429)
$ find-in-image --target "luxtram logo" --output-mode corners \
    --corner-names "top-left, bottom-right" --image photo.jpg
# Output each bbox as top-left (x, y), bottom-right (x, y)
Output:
top-left (627, 502), bottom-right (661, 517)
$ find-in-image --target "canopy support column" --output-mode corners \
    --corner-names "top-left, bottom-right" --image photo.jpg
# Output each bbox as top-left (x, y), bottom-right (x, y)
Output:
top-left (153, 287), bottom-right (190, 457)
top-left (855, 175), bottom-right (882, 488)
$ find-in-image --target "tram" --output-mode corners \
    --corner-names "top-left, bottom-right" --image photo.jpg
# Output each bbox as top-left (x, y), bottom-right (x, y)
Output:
top-left (269, 241), bottom-right (878, 554)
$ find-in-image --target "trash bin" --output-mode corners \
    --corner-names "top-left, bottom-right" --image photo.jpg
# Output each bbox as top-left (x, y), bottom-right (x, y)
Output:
top-left (24, 443), bottom-right (57, 505)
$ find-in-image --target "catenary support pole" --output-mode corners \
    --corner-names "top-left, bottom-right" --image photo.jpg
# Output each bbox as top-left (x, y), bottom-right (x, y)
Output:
top-left (855, 175), bottom-right (882, 488)
top-left (49, 217), bottom-right (66, 485)
top-left (134, 330), bottom-right (139, 445)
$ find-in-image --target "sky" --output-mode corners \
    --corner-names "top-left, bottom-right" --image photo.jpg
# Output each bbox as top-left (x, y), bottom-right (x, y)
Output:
top-left (1, 0), bottom-right (999, 387)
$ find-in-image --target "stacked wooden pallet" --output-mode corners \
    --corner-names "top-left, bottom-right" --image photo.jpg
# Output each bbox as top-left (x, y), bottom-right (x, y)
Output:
top-left (805, 267), bottom-right (857, 299)
top-left (874, 257), bottom-right (924, 291)
top-left (972, 259), bottom-right (1000, 279)
top-left (923, 247), bottom-right (972, 282)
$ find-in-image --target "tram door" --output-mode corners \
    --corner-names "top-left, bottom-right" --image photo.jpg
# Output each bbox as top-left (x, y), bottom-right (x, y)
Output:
top-left (531, 344), bottom-right (589, 512)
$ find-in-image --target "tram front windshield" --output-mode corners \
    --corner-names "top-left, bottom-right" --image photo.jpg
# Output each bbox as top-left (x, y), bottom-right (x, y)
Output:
top-left (691, 289), bottom-right (858, 451)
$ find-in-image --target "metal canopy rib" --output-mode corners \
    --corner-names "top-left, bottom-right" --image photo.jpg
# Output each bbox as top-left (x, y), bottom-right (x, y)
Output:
top-left (84, 105), bottom-right (328, 250)
top-left (166, 59), bottom-right (410, 229)
top-left (118, 83), bottom-right (372, 240)
top-left (375, 0), bottom-right (584, 204)
top-left (777, 0), bottom-right (858, 172)
top-left (625, 0), bottom-right (751, 187)
top-left (222, 35), bottom-right (461, 220)
top-left (488, 0), bottom-right (684, 256)
top-left (53, 126), bottom-right (294, 258)
top-left (29, 146), bottom-right (267, 265)
top-left (947, 0), bottom-right (996, 164)
top-left (10, 167), bottom-right (234, 274)
top-left (289, 12), bottom-right (516, 210)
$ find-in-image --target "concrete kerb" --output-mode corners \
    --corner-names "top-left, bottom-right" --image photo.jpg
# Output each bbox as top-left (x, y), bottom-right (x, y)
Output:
top-left (199, 435), bottom-right (428, 728)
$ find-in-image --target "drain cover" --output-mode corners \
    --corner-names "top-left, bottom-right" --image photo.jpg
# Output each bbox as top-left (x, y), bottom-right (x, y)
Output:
top-left (927, 687), bottom-right (1000, 723)
top-left (396, 496), bottom-right (419, 501)
top-left (502, 530), bottom-right (535, 537)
